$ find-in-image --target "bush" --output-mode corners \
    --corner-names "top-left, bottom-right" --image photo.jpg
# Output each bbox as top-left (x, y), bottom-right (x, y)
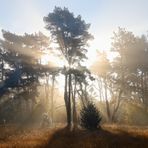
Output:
top-left (80, 102), bottom-right (102, 130)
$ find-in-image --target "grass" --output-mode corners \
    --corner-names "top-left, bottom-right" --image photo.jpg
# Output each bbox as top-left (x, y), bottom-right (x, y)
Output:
top-left (0, 124), bottom-right (148, 148)
top-left (0, 124), bottom-right (51, 148)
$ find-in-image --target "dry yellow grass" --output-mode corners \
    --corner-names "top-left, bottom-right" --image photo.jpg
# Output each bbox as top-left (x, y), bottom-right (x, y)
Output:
top-left (0, 125), bottom-right (51, 148)
top-left (0, 124), bottom-right (148, 148)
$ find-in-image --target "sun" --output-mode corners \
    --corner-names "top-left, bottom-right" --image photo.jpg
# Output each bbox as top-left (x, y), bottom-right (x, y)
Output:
top-left (40, 53), bottom-right (66, 92)
top-left (40, 45), bottom-right (104, 69)
top-left (40, 54), bottom-right (50, 65)
top-left (40, 53), bottom-right (67, 67)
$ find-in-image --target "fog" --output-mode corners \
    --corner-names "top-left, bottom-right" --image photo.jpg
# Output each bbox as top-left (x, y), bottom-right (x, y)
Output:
top-left (0, 4), bottom-right (148, 148)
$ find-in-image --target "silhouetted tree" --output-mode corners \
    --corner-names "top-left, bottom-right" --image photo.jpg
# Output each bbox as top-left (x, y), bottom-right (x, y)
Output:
top-left (0, 30), bottom-right (51, 122)
top-left (44, 7), bottom-right (93, 128)
top-left (111, 28), bottom-right (148, 110)
top-left (80, 101), bottom-right (101, 130)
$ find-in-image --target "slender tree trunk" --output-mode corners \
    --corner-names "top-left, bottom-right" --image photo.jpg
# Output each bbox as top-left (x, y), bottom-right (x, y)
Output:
top-left (67, 73), bottom-right (72, 128)
top-left (64, 74), bottom-right (68, 124)
top-left (50, 75), bottom-right (55, 126)
top-left (45, 74), bottom-right (50, 110)
top-left (97, 78), bottom-right (103, 101)
top-left (79, 82), bottom-right (86, 107)
top-left (64, 73), bottom-right (72, 128)
top-left (111, 89), bottom-right (123, 122)
top-left (72, 76), bottom-right (77, 129)
top-left (104, 78), bottom-right (111, 122)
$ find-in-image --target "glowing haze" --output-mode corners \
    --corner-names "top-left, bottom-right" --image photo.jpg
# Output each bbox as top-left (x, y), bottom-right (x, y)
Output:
top-left (0, 0), bottom-right (148, 66)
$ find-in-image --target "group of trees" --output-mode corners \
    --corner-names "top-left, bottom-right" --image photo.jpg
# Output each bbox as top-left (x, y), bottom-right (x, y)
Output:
top-left (92, 27), bottom-right (148, 123)
top-left (44, 7), bottom-right (95, 129)
top-left (0, 7), bottom-right (95, 129)
top-left (0, 30), bottom-right (53, 123)
top-left (0, 7), bottom-right (147, 128)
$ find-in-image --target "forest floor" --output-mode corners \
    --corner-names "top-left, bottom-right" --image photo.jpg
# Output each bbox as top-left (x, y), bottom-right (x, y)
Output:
top-left (0, 124), bottom-right (148, 148)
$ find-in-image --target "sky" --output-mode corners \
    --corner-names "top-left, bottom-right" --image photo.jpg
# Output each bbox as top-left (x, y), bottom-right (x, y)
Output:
top-left (0, 0), bottom-right (148, 64)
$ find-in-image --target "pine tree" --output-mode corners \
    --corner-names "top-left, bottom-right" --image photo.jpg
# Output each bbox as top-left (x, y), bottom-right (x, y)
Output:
top-left (80, 102), bottom-right (101, 130)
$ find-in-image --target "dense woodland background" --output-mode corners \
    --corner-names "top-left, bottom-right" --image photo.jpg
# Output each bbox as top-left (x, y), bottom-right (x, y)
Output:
top-left (0, 7), bottom-right (147, 129)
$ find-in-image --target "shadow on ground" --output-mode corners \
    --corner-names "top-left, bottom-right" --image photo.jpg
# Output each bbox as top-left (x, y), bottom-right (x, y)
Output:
top-left (44, 127), bottom-right (148, 148)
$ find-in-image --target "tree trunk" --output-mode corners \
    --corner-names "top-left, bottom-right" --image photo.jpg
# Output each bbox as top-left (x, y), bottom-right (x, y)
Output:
top-left (67, 73), bottom-right (72, 128)
top-left (72, 76), bottom-right (77, 129)
top-left (45, 74), bottom-right (50, 110)
top-left (64, 73), bottom-right (72, 129)
top-left (50, 75), bottom-right (55, 126)
top-left (111, 89), bottom-right (123, 122)
top-left (104, 78), bottom-right (111, 122)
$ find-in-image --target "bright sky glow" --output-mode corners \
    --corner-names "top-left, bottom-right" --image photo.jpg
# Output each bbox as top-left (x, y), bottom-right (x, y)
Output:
top-left (41, 54), bottom-right (65, 67)
top-left (0, 0), bottom-right (148, 66)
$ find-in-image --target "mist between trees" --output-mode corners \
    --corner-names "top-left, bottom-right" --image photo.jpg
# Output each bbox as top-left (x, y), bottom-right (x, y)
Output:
top-left (0, 7), bottom-right (147, 129)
